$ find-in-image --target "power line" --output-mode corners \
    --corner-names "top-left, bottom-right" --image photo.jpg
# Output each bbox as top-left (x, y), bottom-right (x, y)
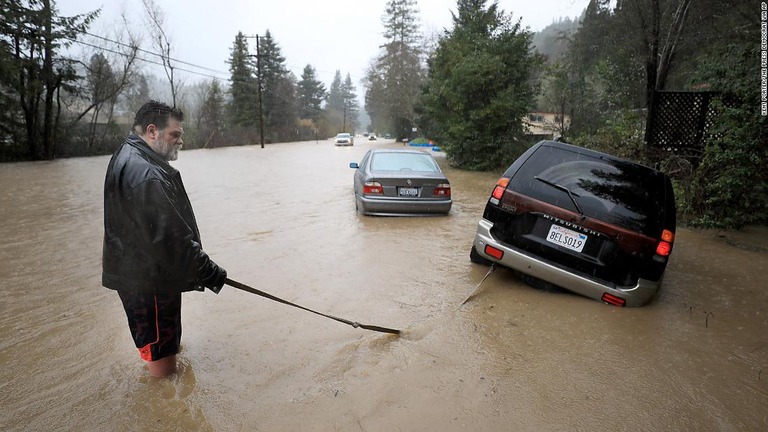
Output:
top-left (81, 31), bottom-right (231, 76)
top-left (78, 30), bottom-right (351, 93)
top-left (67, 33), bottom-right (336, 116)
top-left (67, 37), bottom-right (229, 81)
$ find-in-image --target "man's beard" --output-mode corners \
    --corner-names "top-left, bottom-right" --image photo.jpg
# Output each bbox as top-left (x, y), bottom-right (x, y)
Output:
top-left (157, 138), bottom-right (179, 161)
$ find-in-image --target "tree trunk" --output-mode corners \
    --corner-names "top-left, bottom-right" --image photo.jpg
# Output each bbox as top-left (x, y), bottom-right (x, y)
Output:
top-left (89, 106), bottom-right (101, 149)
top-left (43, 0), bottom-right (56, 160)
top-left (102, 99), bottom-right (117, 142)
top-left (18, 34), bottom-right (41, 160)
top-left (656, 0), bottom-right (692, 91)
top-left (643, 0), bottom-right (661, 144)
top-left (645, 0), bottom-right (660, 108)
top-left (53, 80), bottom-right (63, 157)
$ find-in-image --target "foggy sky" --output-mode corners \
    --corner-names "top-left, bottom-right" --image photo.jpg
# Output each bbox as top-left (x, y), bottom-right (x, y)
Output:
top-left (57, 0), bottom-right (588, 92)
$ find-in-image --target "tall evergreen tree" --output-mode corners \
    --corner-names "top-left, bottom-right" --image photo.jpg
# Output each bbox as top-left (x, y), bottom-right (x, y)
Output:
top-left (420, 0), bottom-right (542, 170)
top-left (297, 64), bottom-right (326, 120)
top-left (560, 0), bottom-right (615, 135)
top-left (200, 79), bottom-right (225, 132)
top-left (85, 52), bottom-right (116, 146)
top-left (227, 31), bottom-right (257, 128)
top-left (364, 0), bottom-right (423, 139)
top-left (322, 70), bottom-right (360, 133)
top-left (258, 30), bottom-right (297, 142)
top-left (323, 70), bottom-right (347, 132)
top-left (197, 78), bottom-right (225, 148)
top-left (268, 72), bottom-right (298, 141)
top-left (326, 70), bottom-right (345, 113)
top-left (362, 64), bottom-right (387, 133)
top-left (341, 73), bottom-right (360, 133)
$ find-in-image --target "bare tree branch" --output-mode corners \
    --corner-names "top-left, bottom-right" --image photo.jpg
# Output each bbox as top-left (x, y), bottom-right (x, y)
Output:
top-left (141, 0), bottom-right (180, 106)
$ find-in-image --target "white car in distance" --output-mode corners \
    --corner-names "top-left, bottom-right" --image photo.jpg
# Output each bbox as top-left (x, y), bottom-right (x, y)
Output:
top-left (334, 133), bottom-right (354, 146)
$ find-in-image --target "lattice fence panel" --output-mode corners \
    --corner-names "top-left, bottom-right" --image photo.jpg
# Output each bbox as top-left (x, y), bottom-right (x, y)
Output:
top-left (646, 91), bottom-right (720, 161)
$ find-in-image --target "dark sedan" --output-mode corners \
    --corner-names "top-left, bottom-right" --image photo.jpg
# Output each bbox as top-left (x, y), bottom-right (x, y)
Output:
top-left (349, 149), bottom-right (452, 216)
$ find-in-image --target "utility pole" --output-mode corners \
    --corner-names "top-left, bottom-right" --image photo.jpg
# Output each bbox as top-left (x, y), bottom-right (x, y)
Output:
top-left (342, 104), bottom-right (347, 133)
top-left (246, 35), bottom-right (265, 148)
top-left (255, 36), bottom-right (264, 149)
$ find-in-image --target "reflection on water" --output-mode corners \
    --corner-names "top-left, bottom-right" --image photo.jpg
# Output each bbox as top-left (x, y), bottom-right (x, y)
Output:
top-left (1, 140), bottom-right (766, 431)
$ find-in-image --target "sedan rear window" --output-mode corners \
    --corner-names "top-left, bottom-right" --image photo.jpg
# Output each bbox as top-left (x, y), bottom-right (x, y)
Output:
top-left (370, 152), bottom-right (440, 172)
top-left (509, 145), bottom-right (665, 236)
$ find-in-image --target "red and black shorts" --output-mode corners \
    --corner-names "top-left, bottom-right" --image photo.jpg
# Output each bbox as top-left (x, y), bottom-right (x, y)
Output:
top-left (118, 291), bottom-right (182, 362)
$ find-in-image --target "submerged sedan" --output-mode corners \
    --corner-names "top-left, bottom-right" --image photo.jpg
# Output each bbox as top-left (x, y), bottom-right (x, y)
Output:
top-left (349, 149), bottom-right (452, 216)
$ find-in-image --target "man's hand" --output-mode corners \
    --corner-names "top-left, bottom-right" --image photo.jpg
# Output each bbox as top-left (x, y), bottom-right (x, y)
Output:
top-left (203, 266), bottom-right (227, 294)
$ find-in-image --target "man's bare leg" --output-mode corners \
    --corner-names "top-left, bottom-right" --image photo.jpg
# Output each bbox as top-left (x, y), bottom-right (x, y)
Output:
top-left (147, 355), bottom-right (177, 377)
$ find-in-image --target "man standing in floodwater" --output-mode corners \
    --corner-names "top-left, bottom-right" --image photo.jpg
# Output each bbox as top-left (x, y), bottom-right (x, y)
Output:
top-left (102, 100), bottom-right (227, 377)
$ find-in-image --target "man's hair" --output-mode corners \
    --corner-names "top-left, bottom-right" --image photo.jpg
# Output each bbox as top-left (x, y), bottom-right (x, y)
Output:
top-left (132, 100), bottom-right (184, 134)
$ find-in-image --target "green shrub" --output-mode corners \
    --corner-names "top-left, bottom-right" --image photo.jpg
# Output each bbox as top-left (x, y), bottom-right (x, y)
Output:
top-left (571, 109), bottom-right (650, 165)
top-left (681, 44), bottom-right (768, 229)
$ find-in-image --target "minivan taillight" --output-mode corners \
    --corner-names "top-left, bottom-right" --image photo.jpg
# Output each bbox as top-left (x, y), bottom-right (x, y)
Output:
top-left (491, 177), bottom-right (510, 201)
top-left (485, 245), bottom-right (504, 260)
top-left (602, 293), bottom-right (626, 307)
top-left (433, 183), bottom-right (451, 197)
top-left (655, 229), bottom-right (675, 256)
top-left (363, 181), bottom-right (383, 195)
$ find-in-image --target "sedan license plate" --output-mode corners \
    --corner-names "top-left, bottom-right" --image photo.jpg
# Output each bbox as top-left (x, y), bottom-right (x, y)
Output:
top-left (546, 224), bottom-right (588, 252)
top-left (398, 187), bottom-right (419, 197)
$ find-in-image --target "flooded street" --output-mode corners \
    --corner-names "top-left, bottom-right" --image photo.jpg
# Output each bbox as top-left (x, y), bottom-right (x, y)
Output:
top-left (1, 138), bottom-right (766, 431)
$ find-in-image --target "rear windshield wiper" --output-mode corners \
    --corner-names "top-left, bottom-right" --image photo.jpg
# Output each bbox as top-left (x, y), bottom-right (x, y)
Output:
top-left (534, 176), bottom-right (585, 216)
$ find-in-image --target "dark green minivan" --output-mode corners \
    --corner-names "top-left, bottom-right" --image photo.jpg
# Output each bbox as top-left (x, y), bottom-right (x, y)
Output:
top-left (471, 140), bottom-right (677, 306)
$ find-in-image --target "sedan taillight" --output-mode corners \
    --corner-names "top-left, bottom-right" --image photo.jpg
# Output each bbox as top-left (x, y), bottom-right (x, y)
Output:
top-left (363, 181), bottom-right (383, 195)
top-left (433, 183), bottom-right (451, 197)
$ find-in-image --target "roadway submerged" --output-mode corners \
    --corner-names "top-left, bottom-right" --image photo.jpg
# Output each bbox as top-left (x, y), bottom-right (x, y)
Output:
top-left (1, 139), bottom-right (766, 430)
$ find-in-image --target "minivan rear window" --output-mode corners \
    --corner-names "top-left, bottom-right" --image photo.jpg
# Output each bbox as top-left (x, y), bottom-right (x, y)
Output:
top-left (509, 145), bottom-right (665, 237)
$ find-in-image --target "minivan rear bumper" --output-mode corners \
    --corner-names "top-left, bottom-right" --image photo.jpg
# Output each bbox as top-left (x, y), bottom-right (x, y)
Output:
top-left (473, 218), bottom-right (660, 306)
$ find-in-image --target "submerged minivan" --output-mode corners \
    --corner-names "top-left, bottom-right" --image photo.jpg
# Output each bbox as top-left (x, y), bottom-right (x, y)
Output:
top-left (471, 140), bottom-right (676, 306)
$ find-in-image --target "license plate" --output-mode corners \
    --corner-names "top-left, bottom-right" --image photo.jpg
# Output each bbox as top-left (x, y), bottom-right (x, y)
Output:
top-left (546, 224), bottom-right (588, 252)
top-left (398, 187), bottom-right (419, 197)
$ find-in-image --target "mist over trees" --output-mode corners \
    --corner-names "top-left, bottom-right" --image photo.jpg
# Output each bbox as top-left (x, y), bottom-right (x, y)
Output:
top-left (530, 17), bottom-right (579, 62)
top-left (196, 79), bottom-right (225, 148)
top-left (325, 70), bottom-right (360, 134)
top-left (0, 0), bottom-right (367, 160)
top-left (362, 0), bottom-right (424, 139)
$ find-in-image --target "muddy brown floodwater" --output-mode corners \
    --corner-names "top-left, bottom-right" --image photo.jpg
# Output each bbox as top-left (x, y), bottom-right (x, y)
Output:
top-left (1, 139), bottom-right (766, 431)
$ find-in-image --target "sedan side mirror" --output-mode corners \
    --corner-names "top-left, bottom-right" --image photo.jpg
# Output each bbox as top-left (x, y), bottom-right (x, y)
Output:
top-left (349, 162), bottom-right (359, 169)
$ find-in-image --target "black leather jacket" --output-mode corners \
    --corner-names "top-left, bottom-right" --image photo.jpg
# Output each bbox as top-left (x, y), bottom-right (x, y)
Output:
top-left (102, 133), bottom-right (226, 293)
